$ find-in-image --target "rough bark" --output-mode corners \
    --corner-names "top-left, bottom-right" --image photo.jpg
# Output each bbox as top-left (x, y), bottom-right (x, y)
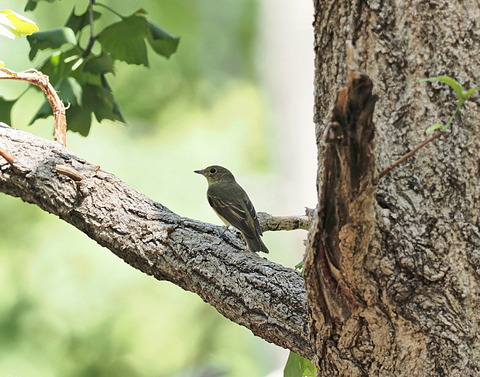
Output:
top-left (1, 2), bottom-right (479, 374)
top-left (305, 48), bottom-right (379, 372)
top-left (309, 0), bottom-right (480, 376)
top-left (0, 123), bottom-right (313, 359)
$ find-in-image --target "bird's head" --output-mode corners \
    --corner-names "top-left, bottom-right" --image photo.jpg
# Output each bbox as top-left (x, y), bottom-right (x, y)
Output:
top-left (194, 165), bottom-right (235, 184)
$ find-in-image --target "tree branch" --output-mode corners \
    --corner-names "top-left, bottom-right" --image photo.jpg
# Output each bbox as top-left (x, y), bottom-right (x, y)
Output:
top-left (0, 123), bottom-right (312, 359)
top-left (258, 210), bottom-right (312, 231)
top-left (0, 68), bottom-right (67, 146)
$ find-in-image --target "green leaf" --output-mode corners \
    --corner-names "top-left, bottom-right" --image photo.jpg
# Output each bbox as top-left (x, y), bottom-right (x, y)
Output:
top-left (57, 77), bottom-right (83, 105)
top-left (30, 98), bottom-right (52, 123)
top-left (31, 102), bottom-right (93, 137)
top-left (30, 77), bottom-right (83, 124)
top-left (65, 105), bottom-right (92, 136)
top-left (421, 76), bottom-right (477, 133)
top-left (0, 12), bottom-right (16, 40)
top-left (65, 6), bottom-right (101, 34)
top-left (83, 81), bottom-right (125, 123)
top-left (462, 87), bottom-right (478, 101)
top-left (27, 27), bottom-right (77, 60)
top-left (284, 352), bottom-right (316, 377)
top-left (420, 76), bottom-right (477, 103)
top-left (37, 50), bottom-right (72, 85)
top-left (83, 52), bottom-right (115, 75)
top-left (419, 76), bottom-right (465, 102)
top-left (30, 76), bottom-right (124, 134)
top-left (425, 123), bottom-right (444, 134)
top-left (37, 48), bottom-right (105, 90)
top-left (0, 23), bottom-right (15, 40)
top-left (36, 48), bottom-right (92, 89)
top-left (146, 19), bottom-right (179, 59)
top-left (0, 97), bottom-right (15, 125)
top-left (97, 11), bottom-right (149, 66)
top-left (32, 101), bottom-right (93, 136)
top-left (24, 0), bottom-right (58, 12)
top-left (0, 9), bottom-right (39, 39)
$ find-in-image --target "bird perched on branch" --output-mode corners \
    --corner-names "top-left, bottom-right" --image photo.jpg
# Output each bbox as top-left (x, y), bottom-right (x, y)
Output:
top-left (194, 165), bottom-right (269, 253)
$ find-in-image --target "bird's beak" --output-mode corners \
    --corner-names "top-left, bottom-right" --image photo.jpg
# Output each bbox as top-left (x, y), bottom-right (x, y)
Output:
top-left (194, 169), bottom-right (205, 175)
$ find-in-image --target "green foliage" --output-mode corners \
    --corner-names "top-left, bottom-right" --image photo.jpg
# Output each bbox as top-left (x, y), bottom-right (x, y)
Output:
top-left (146, 19), bottom-right (181, 59)
top-left (420, 76), bottom-right (477, 133)
top-left (0, 97), bottom-right (15, 124)
top-left (294, 260), bottom-right (304, 270)
top-left (1, 1), bottom-right (279, 376)
top-left (97, 10), bottom-right (150, 66)
top-left (13, 2), bottom-right (180, 135)
top-left (27, 27), bottom-right (76, 60)
top-left (24, 0), bottom-right (59, 12)
top-left (284, 352), bottom-right (316, 377)
top-left (65, 7), bottom-right (101, 33)
top-left (0, 8), bottom-right (38, 66)
top-left (0, 9), bottom-right (38, 39)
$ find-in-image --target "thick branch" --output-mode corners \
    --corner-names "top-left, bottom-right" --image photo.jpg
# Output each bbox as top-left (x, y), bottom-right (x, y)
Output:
top-left (0, 123), bottom-right (312, 359)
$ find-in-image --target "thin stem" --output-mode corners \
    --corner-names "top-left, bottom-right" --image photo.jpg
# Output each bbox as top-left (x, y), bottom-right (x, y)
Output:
top-left (94, 2), bottom-right (124, 19)
top-left (82, 0), bottom-right (96, 58)
top-left (0, 68), bottom-right (67, 146)
top-left (443, 103), bottom-right (462, 130)
top-left (0, 146), bottom-right (15, 166)
top-left (377, 131), bottom-right (445, 180)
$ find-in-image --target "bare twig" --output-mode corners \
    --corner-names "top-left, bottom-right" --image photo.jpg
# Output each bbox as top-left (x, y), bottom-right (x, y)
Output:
top-left (55, 163), bottom-right (100, 181)
top-left (258, 209), bottom-right (313, 232)
top-left (55, 164), bottom-right (85, 181)
top-left (0, 67), bottom-right (67, 146)
top-left (377, 131), bottom-right (445, 180)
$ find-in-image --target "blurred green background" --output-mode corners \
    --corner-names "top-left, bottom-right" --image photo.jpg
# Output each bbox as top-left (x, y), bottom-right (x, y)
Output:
top-left (0, 1), bottom-right (316, 376)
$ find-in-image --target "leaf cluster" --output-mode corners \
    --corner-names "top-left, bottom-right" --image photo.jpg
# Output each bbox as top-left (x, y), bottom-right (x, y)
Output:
top-left (283, 352), bottom-right (316, 377)
top-left (2, 1), bottom-right (180, 136)
top-left (420, 76), bottom-right (477, 133)
top-left (0, 9), bottom-right (38, 41)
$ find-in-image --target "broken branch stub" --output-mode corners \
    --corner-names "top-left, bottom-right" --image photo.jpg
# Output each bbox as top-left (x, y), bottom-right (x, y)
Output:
top-left (305, 50), bottom-right (378, 325)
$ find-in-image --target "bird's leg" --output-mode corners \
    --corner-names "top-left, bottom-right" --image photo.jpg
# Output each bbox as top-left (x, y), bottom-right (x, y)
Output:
top-left (219, 225), bottom-right (230, 237)
top-left (217, 226), bottom-right (246, 250)
top-left (220, 225), bottom-right (240, 238)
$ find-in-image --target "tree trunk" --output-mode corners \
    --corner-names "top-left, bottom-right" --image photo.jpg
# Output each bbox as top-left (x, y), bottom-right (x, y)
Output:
top-left (307, 0), bottom-right (480, 376)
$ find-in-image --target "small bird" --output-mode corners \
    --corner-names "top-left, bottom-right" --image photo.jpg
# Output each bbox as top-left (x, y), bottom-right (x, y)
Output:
top-left (194, 165), bottom-right (269, 253)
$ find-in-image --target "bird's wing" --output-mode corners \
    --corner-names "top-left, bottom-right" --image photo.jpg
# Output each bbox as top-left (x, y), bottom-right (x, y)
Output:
top-left (208, 194), bottom-right (261, 238)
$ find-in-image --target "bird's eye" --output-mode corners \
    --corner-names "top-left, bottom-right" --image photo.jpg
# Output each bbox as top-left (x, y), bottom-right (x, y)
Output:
top-left (209, 168), bottom-right (217, 174)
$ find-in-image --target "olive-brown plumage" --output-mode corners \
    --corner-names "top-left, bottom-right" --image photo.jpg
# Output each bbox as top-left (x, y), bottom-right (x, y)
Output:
top-left (194, 165), bottom-right (269, 253)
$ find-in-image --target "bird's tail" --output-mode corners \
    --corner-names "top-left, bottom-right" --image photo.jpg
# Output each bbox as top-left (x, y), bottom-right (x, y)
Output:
top-left (244, 234), bottom-right (269, 254)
